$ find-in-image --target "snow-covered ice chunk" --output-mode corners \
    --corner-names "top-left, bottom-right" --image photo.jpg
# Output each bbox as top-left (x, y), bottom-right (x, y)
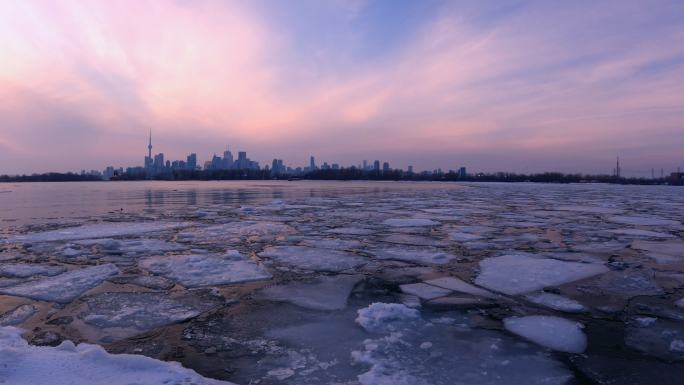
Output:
top-left (504, 315), bottom-right (587, 353)
top-left (258, 275), bottom-right (363, 310)
top-left (0, 264), bottom-right (65, 278)
top-left (10, 222), bottom-right (187, 243)
top-left (139, 251), bottom-right (271, 288)
top-left (326, 227), bottom-right (375, 235)
top-left (75, 238), bottom-right (186, 255)
top-left (381, 218), bottom-right (440, 227)
top-left (299, 238), bottom-right (362, 250)
top-left (260, 246), bottom-right (367, 272)
top-left (525, 292), bottom-right (586, 313)
top-left (0, 326), bottom-right (235, 385)
top-left (178, 221), bottom-right (295, 242)
top-left (370, 247), bottom-right (456, 265)
top-left (399, 283), bottom-right (451, 300)
top-left (448, 232), bottom-right (484, 242)
top-left (355, 303), bottom-right (420, 333)
top-left (475, 254), bottom-right (608, 295)
top-left (607, 216), bottom-right (680, 226)
top-left (605, 229), bottom-right (674, 238)
top-left (424, 276), bottom-right (497, 298)
top-left (0, 305), bottom-right (37, 326)
top-left (82, 291), bottom-right (222, 331)
top-left (0, 264), bottom-right (119, 303)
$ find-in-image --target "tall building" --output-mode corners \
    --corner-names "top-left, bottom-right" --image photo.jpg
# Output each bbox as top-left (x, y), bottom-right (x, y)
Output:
top-left (458, 167), bottom-right (467, 178)
top-left (363, 160), bottom-right (368, 170)
top-left (153, 153), bottom-right (164, 171)
top-left (310, 156), bottom-right (316, 170)
top-left (382, 162), bottom-right (390, 173)
top-left (187, 153), bottom-right (197, 170)
top-left (373, 160), bottom-right (380, 171)
top-left (144, 128), bottom-right (153, 172)
top-left (223, 148), bottom-right (234, 169)
top-left (408, 165), bottom-right (413, 174)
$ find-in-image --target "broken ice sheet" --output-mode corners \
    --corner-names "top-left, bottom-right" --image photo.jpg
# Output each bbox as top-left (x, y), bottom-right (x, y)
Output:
top-left (0, 304), bottom-right (37, 326)
top-left (8, 222), bottom-right (188, 243)
top-left (81, 291), bottom-right (223, 335)
top-left (0, 264), bottom-right (119, 303)
top-left (504, 315), bottom-right (587, 353)
top-left (139, 251), bottom-right (271, 288)
top-left (0, 326), bottom-right (236, 385)
top-left (370, 247), bottom-right (457, 265)
top-left (475, 254), bottom-right (608, 295)
top-left (381, 218), bottom-right (440, 227)
top-left (399, 283), bottom-right (451, 300)
top-left (176, 221), bottom-right (295, 243)
top-left (0, 263), bottom-right (65, 278)
top-left (258, 275), bottom-right (363, 310)
top-left (74, 238), bottom-right (186, 255)
top-left (525, 292), bottom-right (586, 313)
top-left (424, 276), bottom-right (497, 298)
top-left (260, 246), bottom-right (367, 272)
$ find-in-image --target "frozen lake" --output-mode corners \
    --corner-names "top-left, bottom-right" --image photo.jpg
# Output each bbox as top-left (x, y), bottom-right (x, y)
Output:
top-left (1, 181), bottom-right (684, 385)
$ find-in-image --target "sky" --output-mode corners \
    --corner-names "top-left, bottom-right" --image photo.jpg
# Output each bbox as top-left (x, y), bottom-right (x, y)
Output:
top-left (1, 0), bottom-right (683, 176)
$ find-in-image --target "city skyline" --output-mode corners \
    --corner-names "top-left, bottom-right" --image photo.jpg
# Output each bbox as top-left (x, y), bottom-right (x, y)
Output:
top-left (1, 1), bottom-right (684, 176)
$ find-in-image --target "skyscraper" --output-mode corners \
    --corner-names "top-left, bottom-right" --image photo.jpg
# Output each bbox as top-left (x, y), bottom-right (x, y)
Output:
top-left (187, 153), bottom-right (197, 170)
top-left (310, 156), bottom-right (316, 170)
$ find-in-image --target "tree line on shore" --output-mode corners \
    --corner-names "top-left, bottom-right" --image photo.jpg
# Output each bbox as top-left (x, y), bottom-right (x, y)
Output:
top-left (2, 168), bottom-right (681, 185)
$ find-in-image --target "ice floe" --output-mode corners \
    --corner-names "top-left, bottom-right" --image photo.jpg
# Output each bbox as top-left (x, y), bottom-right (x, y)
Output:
top-left (424, 276), bottom-right (497, 298)
top-left (625, 317), bottom-right (684, 361)
top-left (525, 292), bottom-right (586, 313)
top-left (81, 291), bottom-right (223, 332)
top-left (140, 251), bottom-right (271, 288)
top-left (399, 283), bottom-right (451, 300)
top-left (260, 246), bottom-right (367, 272)
top-left (177, 221), bottom-right (295, 242)
top-left (9, 222), bottom-right (187, 243)
top-left (0, 264), bottom-right (119, 303)
top-left (607, 215), bottom-right (680, 226)
top-left (370, 247), bottom-right (456, 265)
top-left (0, 263), bottom-right (66, 278)
top-left (0, 305), bottom-right (37, 326)
top-left (74, 238), bottom-right (186, 255)
top-left (475, 254), bottom-right (608, 295)
top-left (0, 326), bottom-right (235, 385)
top-left (504, 315), bottom-right (587, 353)
top-left (381, 218), bottom-right (440, 227)
top-left (258, 275), bottom-right (363, 310)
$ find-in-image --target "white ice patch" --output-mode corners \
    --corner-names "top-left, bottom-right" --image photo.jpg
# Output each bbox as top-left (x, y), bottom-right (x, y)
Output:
top-left (260, 246), bottom-right (367, 272)
top-left (475, 254), bottom-right (608, 295)
top-left (370, 247), bottom-right (456, 265)
top-left (0, 326), bottom-right (235, 385)
top-left (399, 283), bottom-right (451, 300)
top-left (326, 227), bottom-right (376, 235)
top-left (448, 232), bottom-right (484, 242)
top-left (178, 221), bottom-right (295, 242)
top-left (0, 264), bottom-right (119, 303)
top-left (0, 264), bottom-right (65, 278)
top-left (381, 218), bottom-right (440, 227)
top-left (355, 303), bottom-right (420, 333)
top-left (424, 276), bottom-right (497, 298)
top-left (504, 316), bottom-right (587, 353)
top-left (10, 222), bottom-right (187, 243)
top-left (525, 292), bottom-right (586, 313)
top-left (258, 275), bottom-right (363, 310)
top-left (605, 229), bottom-right (674, 238)
top-left (75, 238), bottom-right (186, 255)
top-left (607, 216), bottom-right (680, 226)
top-left (299, 238), bottom-right (362, 250)
top-left (139, 251), bottom-right (271, 288)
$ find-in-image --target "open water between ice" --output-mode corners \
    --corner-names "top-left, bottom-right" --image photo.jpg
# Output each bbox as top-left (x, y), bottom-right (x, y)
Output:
top-left (1, 181), bottom-right (684, 385)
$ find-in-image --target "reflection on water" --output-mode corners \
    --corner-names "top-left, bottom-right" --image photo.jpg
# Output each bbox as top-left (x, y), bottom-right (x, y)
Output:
top-left (0, 180), bottom-right (461, 226)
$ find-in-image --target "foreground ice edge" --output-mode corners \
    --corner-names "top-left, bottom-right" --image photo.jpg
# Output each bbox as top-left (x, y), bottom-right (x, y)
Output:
top-left (0, 326), bottom-right (236, 385)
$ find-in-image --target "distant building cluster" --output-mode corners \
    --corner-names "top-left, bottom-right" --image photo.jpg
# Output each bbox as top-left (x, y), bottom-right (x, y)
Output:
top-left (96, 130), bottom-right (468, 180)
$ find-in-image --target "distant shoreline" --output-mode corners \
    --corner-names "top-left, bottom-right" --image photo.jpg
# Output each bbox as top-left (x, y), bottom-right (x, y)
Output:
top-left (1, 171), bottom-right (681, 186)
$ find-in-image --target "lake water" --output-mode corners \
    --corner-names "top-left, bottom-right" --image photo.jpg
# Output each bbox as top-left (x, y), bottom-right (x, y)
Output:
top-left (1, 181), bottom-right (683, 385)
